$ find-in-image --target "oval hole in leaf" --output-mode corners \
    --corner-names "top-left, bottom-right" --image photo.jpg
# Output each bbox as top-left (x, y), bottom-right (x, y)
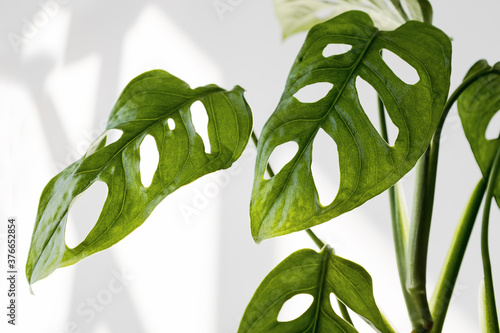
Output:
top-left (323, 44), bottom-right (352, 57)
top-left (381, 49), bottom-right (419, 85)
top-left (312, 129), bottom-right (340, 206)
top-left (277, 293), bottom-right (314, 322)
top-left (265, 141), bottom-right (299, 180)
top-left (191, 100), bottom-right (211, 154)
top-left (486, 111), bottom-right (500, 140)
top-left (65, 181), bottom-right (108, 249)
top-left (140, 135), bottom-right (159, 188)
top-left (356, 76), bottom-right (398, 146)
top-left (167, 118), bottom-right (176, 130)
top-left (294, 82), bottom-right (333, 103)
top-left (329, 293), bottom-right (341, 314)
top-left (105, 129), bottom-right (123, 146)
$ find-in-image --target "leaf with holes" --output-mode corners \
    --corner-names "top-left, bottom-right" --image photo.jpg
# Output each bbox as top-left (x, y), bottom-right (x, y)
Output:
top-left (273, 0), bottom-right (409, 39)
top-left (238, 246), bottom-right (388, 333)
top-left (251, 11), bottom-right (451, 242)
top-left (26, 70), bottom-right (252, 285)
top-left (458, 60), bottom-right (500, 208)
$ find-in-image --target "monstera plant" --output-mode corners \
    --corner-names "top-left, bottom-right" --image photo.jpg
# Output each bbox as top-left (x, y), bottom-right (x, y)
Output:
top-left (27, 1), bottom-right (500, 332)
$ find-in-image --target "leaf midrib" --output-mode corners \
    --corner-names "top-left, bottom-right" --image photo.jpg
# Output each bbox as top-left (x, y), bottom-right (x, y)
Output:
top-left (78, 93), bottom-right (242, 257)
top-left (74, 87), bottom-right (223, 175)
top-left (30, 85), bottom-right (233, 281)
top-left (309, 248), bottom-right (331, 332)
top-left (258, 29), bottom-right (379, 240)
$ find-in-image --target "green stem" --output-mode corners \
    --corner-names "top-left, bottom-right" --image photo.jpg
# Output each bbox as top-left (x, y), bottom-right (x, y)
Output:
top-left (306, 228), bottom-right (325, 249)
top-left (391, 183), bottom-right (411, 294)
top-left (430, 179), bottom-right (487, 333)
top-left (407, 148), bottom-right (434, 332)
top-left (481, 139), bottom-right (500, 332)
top-left (403, 65), bottom-right (500, 332)
top-left (389, 183), bottom-right (410, 288)
top-left (378, 97), bottom-right (413, 316)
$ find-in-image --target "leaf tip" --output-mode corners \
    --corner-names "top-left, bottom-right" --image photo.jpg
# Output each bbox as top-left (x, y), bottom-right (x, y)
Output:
top-left (233, 85), bottom-right (246, 93)
top-left (252, 234), bottom-right (263, 244)
top-left (251, 225), bottom-right (269, 244)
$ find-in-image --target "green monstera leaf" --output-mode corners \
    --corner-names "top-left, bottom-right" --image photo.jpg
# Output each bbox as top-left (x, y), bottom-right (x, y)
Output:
top-left (238, 246), bottom-right (388, 333)
top-left (251, 11), bottom-right (451, 242)
top-left (27, 70), bottom-right (252, 285)
top-left (458, 60), bottom-right (500, 208)
top-left (273, 0), bottom-right (432, 39)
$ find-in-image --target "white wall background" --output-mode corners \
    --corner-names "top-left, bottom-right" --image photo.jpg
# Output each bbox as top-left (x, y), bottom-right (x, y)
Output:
top-left (1, 0), bottom-right (500, 332)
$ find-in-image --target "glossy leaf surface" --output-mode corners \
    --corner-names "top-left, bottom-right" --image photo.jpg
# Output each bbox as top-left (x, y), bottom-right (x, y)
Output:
top-left (458, 60), bottom-right (500, 208)
top-left (238, 246), bottom-right (387, 332)
top-left (251, 11), bottom-right (452, 242)
top-left (27, 70), bottom-right (252, 285)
